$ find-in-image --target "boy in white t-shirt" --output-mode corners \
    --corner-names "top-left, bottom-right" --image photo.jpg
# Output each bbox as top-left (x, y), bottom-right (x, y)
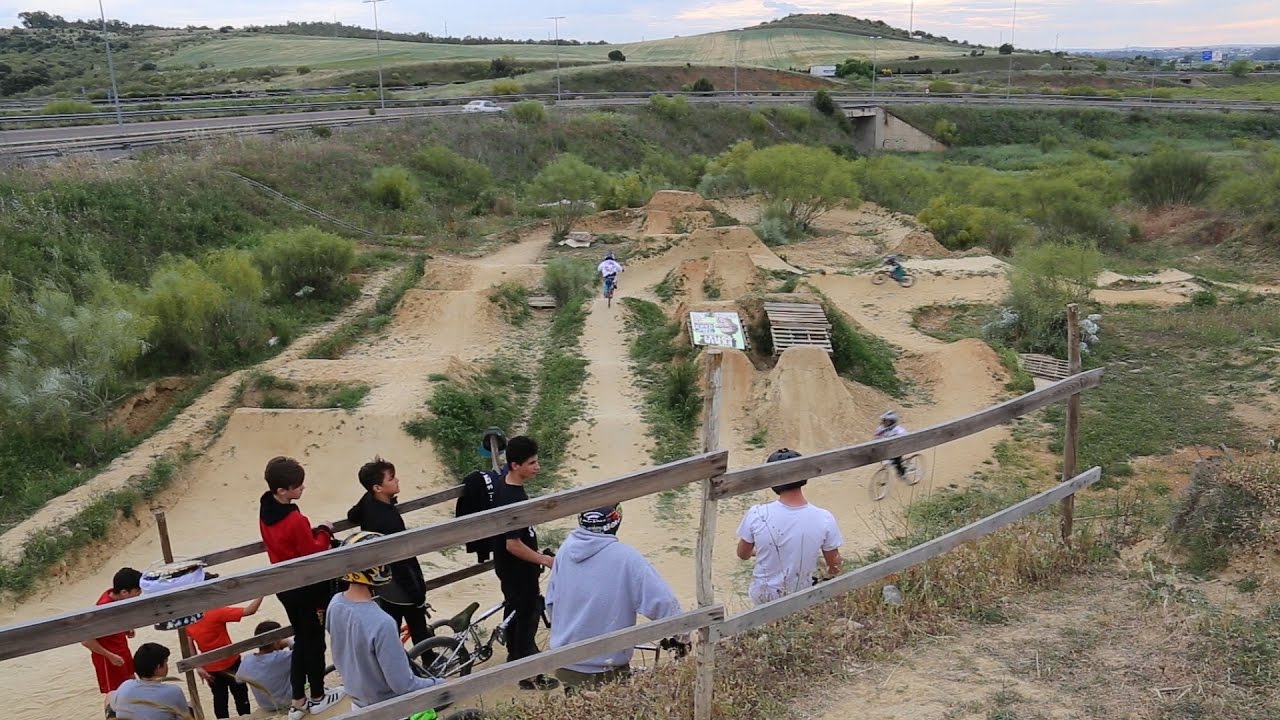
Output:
top-left (735, 449), bottom-right (844, 605)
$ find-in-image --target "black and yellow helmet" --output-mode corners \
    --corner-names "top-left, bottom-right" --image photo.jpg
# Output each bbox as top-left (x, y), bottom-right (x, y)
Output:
top-left (341, 531), bottom-right (391, 586)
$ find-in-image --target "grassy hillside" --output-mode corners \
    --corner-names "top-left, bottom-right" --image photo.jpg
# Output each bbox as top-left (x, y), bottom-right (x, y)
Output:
top-left (160, 27), bottom-right (964, 74)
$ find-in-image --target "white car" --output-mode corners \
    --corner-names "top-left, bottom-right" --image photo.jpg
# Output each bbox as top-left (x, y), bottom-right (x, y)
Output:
top-left (462, 100), bottom-right (503, 113)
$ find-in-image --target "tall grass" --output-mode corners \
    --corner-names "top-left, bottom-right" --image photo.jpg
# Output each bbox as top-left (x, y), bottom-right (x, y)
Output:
top-left (622, 298), bottom-right (702, 464)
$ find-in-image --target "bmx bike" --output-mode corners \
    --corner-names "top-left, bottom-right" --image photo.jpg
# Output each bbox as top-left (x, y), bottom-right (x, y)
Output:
top-left (868, 454), bottom-right (927, 501)
top-left (871, 268), bottom-right (915, 288)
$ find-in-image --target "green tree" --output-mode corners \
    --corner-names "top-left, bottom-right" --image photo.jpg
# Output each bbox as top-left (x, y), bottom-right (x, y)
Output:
top-left (742, 144), bottom-right (860, 230)
top-left (1228, 59), bottom-right (1253, 78)
top-left (608, 50), bottom-right (626, 62)
top-left (528, 154), bottom-right (611, 239)
top-left (999, 43), bottom-right (1014, 55)
top-left (836, 58), bottom-right (873, 80)
top-left (811, 89), bottom-right (837, 116)
top-left (989, 243), bottom-right (1102, 355)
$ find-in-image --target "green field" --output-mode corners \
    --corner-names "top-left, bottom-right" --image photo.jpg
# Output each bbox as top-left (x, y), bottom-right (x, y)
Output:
top-left (160, 27), bottom-right (964, 72)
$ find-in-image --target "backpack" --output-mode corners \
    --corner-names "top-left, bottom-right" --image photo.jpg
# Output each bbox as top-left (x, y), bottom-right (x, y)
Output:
top-left (455, 468), bottom-right (505, 562)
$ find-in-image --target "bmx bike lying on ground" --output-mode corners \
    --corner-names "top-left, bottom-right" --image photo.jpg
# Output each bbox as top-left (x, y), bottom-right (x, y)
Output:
top-left (868, 454), bottom-right (926, 501)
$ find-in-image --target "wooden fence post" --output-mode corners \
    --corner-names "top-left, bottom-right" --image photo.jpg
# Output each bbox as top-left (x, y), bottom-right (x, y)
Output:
top-left (154, 511), bottom-right (205, 720)
top-left (694, 349), bottom-right (724, 720)
top-left (1060, 304), bottom-right (1082, 544)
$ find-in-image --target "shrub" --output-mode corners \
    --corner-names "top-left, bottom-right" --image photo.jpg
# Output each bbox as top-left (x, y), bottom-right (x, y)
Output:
top-left (648, 94), bottom-right (691, 121)
top-left (542, 257), bottom-right (596, 307)
top-left (368, 165), bottom-right (418, 209)
top-left (608, 50), bottom-right (626, 62)
top-left (1082, 139), bottom-right (1115, 158)
top-left (528, 154), bottom-right (610, 239)
top-left (753, 215), bottom-right (791, 246)
top-left (1170, 459), bottom-right (1279, 575)
top-left (690, 78), bottom-right (715, 92)
top-left (917, 197), bottom-right (1030, 254)
top-left (310, 126), bottom-right (332, 138)
top-left (836, 58), bottom-right (873, 80)
top-left (772, 106), bottom-right (812, 132)
top-left (851, 155), bottom-right (942, 215)
top-left (140, 258), bottom-right (235, 368)
top-left (743, 144), bottom-right (859, 230)
top-left (1228, 59), bottom-right (1252, 78)
top-left (42, 99), bottom-right (96, 115)
top-left (412, 146), bottom-right (493, 207)
top-left (1038, 134), bottom-right (1061, 153)
top-left (748, 112), bottom-right (770, 133)
top-left (1214, 148), bottom-right (1280, 230)
top-left (296, 66), bottom-right (312, 75)
top-left (600, 172), bottom-right (655, 210)
top-left (933, 118), bottom-right (959, 145)
top-left (812, 90), bottom-right (837, 116)
top-left (492, 79), bottom-right (522, 95)
top-left (510, 100), bottom-right (547, 125)
top-left (986, 243), bottom-right (1101, 355)
top-left (1129, 147), bottom-right (1216, 208)
top-left (927, 79), bottom-right (957, 94)
top-left (697, 140), bottom-right (755, 198)
top-left (253, 227), bottom-right (356, 300)
top-left (821, 299), bottom-right (901, 394)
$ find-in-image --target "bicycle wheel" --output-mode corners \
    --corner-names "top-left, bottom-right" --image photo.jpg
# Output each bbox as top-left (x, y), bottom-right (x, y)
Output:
top-left (409, 636), bottom-right (473, 678)
top-left (902, 454), bottom-right (925, 486)
top-left (871, 271), bottom-right (887, 286)
top-left (898, 274), bottom-right (916, 288)
top-left (868, 464), bottom-right (891, 501)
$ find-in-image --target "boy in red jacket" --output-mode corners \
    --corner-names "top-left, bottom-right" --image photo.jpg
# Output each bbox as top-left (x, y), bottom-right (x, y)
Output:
top-left (83, 567), bottom-right (143, 697)
top-left (258, 456), bottom-right (345, 720)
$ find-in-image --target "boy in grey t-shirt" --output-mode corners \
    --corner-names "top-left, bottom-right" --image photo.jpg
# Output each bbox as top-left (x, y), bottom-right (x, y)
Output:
top-left (107, 643), bottom-right (192, 720)
top-left (235, 621), bottom-right (294, 712)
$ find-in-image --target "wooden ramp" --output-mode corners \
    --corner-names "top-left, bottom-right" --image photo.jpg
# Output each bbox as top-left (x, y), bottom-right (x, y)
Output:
top-left (1019, 353), bottom-right (1070, 380)
top-left (526, 295), bottom-right (558, 309)
top-left (765, 302), bottom-right (833, 355)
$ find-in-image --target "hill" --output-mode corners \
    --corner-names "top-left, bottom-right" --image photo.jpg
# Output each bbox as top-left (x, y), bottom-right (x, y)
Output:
top-left (753, 13), bottom-right (975, 47)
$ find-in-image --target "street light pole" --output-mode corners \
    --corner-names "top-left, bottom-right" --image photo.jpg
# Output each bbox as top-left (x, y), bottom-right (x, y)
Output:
top-left (362, 0), bottom-right (389, 109)
top-left (871, 36), bottom-right (881, 97)
top-left (909, 0), bottom-right (915, 37)
top-left (733, 32), bottom-right (740, 95)
top-left (98, 0), bottom-right (123, 126)
top-left (1005, 0), bottom-right (1017, 99)
top-left (549, 16), bottom-right (566, 101)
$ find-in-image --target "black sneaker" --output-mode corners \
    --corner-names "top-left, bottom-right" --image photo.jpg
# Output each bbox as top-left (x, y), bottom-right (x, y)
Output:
top-left (518, 674), bottom-right (561, 691)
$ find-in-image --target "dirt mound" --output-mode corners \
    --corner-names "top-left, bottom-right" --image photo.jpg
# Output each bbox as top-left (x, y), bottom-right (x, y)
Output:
top-left (344, 289), bottom-right (504, 361)
top-left (641, 191), bottom-right (713, 234)
top-left (577, 208), bottom-right (643, 234)
top-left (754, 346), bottom-right (886, 453)
top-left (647, 190), bottom-right (707, 213)
top-left (108, 377), bottom-right (197, 436)
top-left (699, 349), bottom-right (758, 457)
top-left (890, 230), bottom-right (950, 258)
top-left (1121, 205), bottom-right (1212, 241)
top-left (707, 250), bottom-right (764, 299)
top-left (902, 339), bottom-right (1008, 394)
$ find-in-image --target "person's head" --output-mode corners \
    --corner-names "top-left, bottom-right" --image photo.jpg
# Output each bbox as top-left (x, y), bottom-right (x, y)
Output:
top-left (578, 504), bottom-right (623, 535)
top-left (505, 436), bottom-right (540, 483)
top-left (133, 643), bottom-right (171, 680)
top-left (605, 251), bottom-right (615, 261)
top-left (340, 531), bottom-right (391, 588)
top-left (264, 456), bottom-right (306, 502)
top-left (358, 456), bottom-right (399, 499)
top-left (111, 567), bottom-right (143, 599)
top-left (253, 620), bottom-right (289, 652)
top-left (766, 448), bottom-right (807, 494)
top-left (880, 410), bottom-right (899, 429)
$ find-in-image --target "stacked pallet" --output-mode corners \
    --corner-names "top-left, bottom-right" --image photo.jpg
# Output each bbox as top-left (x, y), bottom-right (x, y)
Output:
top-left (1019, 353), bottom-right (1070, 380)
top-left (764, 302), bottom-right (833, 355)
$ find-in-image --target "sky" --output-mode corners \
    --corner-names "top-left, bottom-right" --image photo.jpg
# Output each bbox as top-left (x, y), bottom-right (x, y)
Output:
top-left (1, 0), bottom-right (1277, 50)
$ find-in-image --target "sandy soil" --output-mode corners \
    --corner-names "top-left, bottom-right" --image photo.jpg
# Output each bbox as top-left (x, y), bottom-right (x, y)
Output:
top-left (1, 196), bottom-right (1026, 719)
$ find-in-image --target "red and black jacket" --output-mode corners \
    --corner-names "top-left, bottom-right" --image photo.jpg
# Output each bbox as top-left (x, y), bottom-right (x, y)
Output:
top-left (259, 492), bottom-right (333, 564)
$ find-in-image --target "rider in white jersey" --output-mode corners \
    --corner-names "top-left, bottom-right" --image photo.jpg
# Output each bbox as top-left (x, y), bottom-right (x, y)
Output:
top-left (598, 251), bottom-right (623, 284)
top-left (874, 410), bottom-right (909, 478)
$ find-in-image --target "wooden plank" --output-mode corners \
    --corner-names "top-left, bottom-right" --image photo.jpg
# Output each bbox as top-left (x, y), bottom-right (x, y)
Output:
top-left (694, 351), bottom-right (722, 720)
top-left (156, 512), bottom-right (204, 719)
top-left (197, 484), bottom-right (463, 567)
top-left (1061, 304), bottom-right (1082, 543)
top-left (176, 560), bottom-right (495, 673)
top-left (176, 625), bottom-right (294, 674)
top-left (526, 295), bottom-right (557, 308)
top-left (715, 467), bottom-right (1102, 638)
top-left (331, 606), bottom-right (725, 720)
top-left (0, 452), bottom-right (728, 661)
top-left (711, 369), bottom-right (1104, 500)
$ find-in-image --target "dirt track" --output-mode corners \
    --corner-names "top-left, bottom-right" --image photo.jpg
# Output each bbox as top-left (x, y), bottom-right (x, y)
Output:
top-left (0, 201), bottom-right (1025, 719)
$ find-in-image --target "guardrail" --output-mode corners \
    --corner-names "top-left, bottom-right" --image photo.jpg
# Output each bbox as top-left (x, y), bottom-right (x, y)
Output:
top-left (0, 357), bottom-right (1103, 719)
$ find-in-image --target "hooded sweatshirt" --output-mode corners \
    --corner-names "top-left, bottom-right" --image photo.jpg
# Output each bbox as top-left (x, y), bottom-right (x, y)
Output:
top-left (326, 592), bottom-right (440, 709)
top-left (346, 493), bottom-right (427, 607)
top-left (259, 492), bottom-right (333, 565)
top-left (545, 528), bottom-right (682, 674)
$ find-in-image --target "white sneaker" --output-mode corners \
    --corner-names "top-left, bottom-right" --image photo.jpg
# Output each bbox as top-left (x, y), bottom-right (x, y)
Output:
top-left (308, 686), bottom-right (346, 715)
top-left (287, 707), bottom-right (307, 720)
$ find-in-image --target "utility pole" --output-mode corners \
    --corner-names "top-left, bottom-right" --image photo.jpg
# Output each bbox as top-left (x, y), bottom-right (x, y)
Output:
top-left (363, 0), bottom-right (389, 109)
top-left (98, 0), bottom-right (123, 126)
top-left (733, 31), bottom-right (740, 95)
top-left (549, 15), bottom-right (565, 100)
top-left (1005, 0), bottom-right (1017, 99)
top-left (871, 35), bottom-right (881, 97)
top-left (909, 0), bottom-right (915, 37)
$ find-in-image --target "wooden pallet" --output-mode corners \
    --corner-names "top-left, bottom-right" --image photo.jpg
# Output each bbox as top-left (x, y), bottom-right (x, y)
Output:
top-left (1019, 353), bottom-right (1070, 380)
top-left (764, 302), bottom-right (833, 355)
top-left (526, 295), bottom-right (558, 309)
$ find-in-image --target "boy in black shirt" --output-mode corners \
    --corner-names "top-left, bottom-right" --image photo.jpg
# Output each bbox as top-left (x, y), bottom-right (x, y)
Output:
top-left (491, 436), bottom-right (559, 691)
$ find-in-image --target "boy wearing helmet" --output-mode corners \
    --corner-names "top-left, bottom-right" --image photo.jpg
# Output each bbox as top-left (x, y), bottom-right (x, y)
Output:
top-left (736, 449), bottom-right (844, 605)
top-left (327, 531), bottom-right (441, 711)
top-left (598, 252), bottom-right (623, 292)
top-left (875, 410), bottom-right (910, 478)
top-left (545, 504), bottom-right (683, 692)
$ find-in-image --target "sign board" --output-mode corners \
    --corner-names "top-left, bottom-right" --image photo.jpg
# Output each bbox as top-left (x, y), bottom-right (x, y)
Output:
top-left (689, 312), bottom-right (747, 350)
top-left (1201, 50), bottom-right (1213, 61)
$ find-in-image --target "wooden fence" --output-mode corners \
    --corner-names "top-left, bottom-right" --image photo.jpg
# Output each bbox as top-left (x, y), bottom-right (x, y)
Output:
top-left (0, 364), bottom-right (1103, 720)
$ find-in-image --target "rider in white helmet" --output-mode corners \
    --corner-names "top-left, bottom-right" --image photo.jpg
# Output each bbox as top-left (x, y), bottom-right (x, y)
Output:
top-left (597, 251), bottom-right (624, 292)
top-left (874, 410), bottom-right (909, 478)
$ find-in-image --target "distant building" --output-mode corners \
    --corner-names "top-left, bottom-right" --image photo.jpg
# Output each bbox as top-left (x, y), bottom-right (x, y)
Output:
top-left (809, 65), bottom-right (837, 77)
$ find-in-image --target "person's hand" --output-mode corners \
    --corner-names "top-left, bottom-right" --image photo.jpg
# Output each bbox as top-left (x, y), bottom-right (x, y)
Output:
top-left (543, 554), bottom-right (555, 569)
top-left (198, 668), bottom-right (213, 685)
top-left (107, 653), bottom-right (125, 668)
top-left (125, 630), bottom-right (136, 639)
top-left (317, 521), bottom-right (335, 533)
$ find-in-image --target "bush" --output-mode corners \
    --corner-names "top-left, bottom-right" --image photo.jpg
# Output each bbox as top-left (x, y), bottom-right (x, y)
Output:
top-left (492, 79), bottom-right (522, 95)
top-left (927, 79), bottom-right (957, 94)
top-left (542, 257), bottom-right (596, 307)
top-left (648, 94), bottom-right (691, 121)
top-left (510, 100), bottom-right (547, 125)
top-left (933, 118), bottom-right (959, 145)
top-left (42, 99), bottom-right (96, 115)
top-left (917, 197), bottom-right (1030, 254)
top-left (412, 146), bottom-right (493, 207)
top-left (1129, 147), bottom-right (1216, 208)
top-left (772, 106), bottom-right (812, 131)
top-left (1214, 147), bottom-right (1280, 230)
top-left (368, 165), bottom-right (418, 209)
top-left (743, 144), bottom-right (859, 230)
top-left (253, 227), bottom-right (356, 300)
top-left (1038, 134), bottom-right (1061, 153)
top-left (528, 154), bottom-right (610, 239)
top-left (310, 126), bottom-right (332, 138)
top-left (821, 299), bottom-right (901, 394)
top-left (296, 66), bottom-right (312, 75)
top-left (1082, 139), bottom-right (1115, 158)
top-left (1170, 459), bottom-right (1279, 575)
top-left (812, 90), bottom-right (837, 116)
top-left (690, 78), bottom-right (715, 92)
top-left (851, 155), bottom-right (942, 216)
top-left (608, 50), bottom-right (626, 62)
top-left (600, 172), bottom-right (655, 210)
top-left (986, 243), bottom-right (1101, 355)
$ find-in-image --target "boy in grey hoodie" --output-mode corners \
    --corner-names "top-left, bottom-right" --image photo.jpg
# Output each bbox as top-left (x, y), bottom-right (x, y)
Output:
top-left (545, 504), bottom-right (683, 692)
top-left (326, 531), bottom-right (442, 711)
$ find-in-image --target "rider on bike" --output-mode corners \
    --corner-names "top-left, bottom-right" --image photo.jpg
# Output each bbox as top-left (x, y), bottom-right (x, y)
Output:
top-left (875, 411), bottom-right (910, 479)
top-left (597, 251), bottom-right (624, 295)
top-left (884, 254), bottom-right (906, 282)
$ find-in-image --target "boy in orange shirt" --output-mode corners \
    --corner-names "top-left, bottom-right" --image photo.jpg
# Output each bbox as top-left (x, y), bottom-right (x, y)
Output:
top-left (187, 597), bottom-right (264, 718)
top-left (83, 568), bottom-right (143, 697)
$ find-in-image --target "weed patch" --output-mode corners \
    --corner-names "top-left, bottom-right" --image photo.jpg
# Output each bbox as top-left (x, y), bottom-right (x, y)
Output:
top-left (622, 298), bottom-right (701, 464)
top-left (489, 282), bottom-right (531, 327)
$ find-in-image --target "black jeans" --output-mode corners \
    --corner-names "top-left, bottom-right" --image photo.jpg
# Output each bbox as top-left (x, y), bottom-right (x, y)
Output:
top-left (278, 583), bottom-right (330, 702)
top-left (378, 599), bottom-right (431, 647)
top-left (210, 658), bottom-right (251, 718)
top-left (498, 570), bottom-right (542, 664)
top-left (892, 457), bottom-right (906, 477)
